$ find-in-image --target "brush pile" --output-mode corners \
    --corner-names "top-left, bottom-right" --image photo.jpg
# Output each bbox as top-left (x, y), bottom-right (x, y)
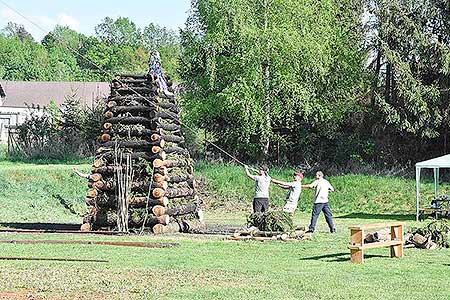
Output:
top-left (81, 73), bottom-right (204, 233)
top-left (247, 211), bottom-right (294, 232)
top-left (406, 219), bottom-right (450, 249)
top-left (227, 211), bottom-right (303, 242)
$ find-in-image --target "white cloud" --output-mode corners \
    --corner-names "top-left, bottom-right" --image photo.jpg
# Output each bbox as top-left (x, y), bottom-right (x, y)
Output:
top-left (57, 13), bottom-right (80, 31)
top-left (0, 8), bottom-right (80, 41)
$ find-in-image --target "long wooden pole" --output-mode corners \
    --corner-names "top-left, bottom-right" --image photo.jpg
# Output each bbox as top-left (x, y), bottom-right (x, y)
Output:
top-left (0, 239), bottom-right (180, 248)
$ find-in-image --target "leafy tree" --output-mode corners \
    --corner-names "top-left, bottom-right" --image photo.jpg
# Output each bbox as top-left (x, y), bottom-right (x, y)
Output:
top-left (2, 22), bottom-right (33, 41)
top-left (180, 0), bottom-right (366, 162)
top-left (95, 17), bottom-right (142, 47)
top-left (364, 0), bottom-right (450, 161)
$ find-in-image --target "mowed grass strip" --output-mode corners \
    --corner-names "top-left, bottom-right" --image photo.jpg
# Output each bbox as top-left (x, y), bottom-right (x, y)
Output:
top-left (0, 229), bottom-right (449, 299)
top-left (0, 161), bottom-right (449, 299)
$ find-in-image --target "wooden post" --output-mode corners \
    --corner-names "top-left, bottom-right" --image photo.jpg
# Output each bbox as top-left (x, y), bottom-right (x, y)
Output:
top-left (350, 229), bottom-right (364, 263)
top-left (390, 224), bottom-right (403, 258)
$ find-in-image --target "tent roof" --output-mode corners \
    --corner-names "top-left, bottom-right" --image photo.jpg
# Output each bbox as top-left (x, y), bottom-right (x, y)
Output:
top-left (416, 154), bottom-right (450, 168)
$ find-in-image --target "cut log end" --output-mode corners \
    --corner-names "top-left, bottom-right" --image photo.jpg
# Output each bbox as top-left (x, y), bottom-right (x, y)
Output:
top-left (80, 223), bottom-right (91, 232)
top-left (103, 123), bottom-right (112, 130)
top-left (153, 224), bottom-right (163, 234)
top-left (105, 111), bottom-right (114, 118)
top-left (90, 173), bottom-right (102, 182)
top-left (100, 134), bottom-right (111, 142)
top-left (87, 188), bottom-right (98, 198)
top-left (153, 173), bottom-right (165, 183)
top-left (152, 205), bottom-right (166, 217)
top-left (152, 146), bottom-right (161, 154)
top-left (107, 101), bottom-right (117, 108)
top-left (152, 188), bottom-right (165, 198)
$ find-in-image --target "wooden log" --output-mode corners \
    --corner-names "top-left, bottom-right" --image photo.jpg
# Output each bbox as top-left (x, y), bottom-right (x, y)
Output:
top-left (152, 203), bottom-right (198, 217)
top-left (113, 77), bottom-right (149, 84)
top-left (103, 122), bottom-right (113, 130)
top-left (151, 146), bottom-right (162, 154)
top-left (96, 147), bottom-right (112, 155)
top-left (91, 166), bottom-right (119, 174)
top-left (106, 116), bottom-right (152, 126)
top-left (150, 121), bottom-right (181, 131)
top-left (104, 111), bottom-right (114, 118)
top-left (87, 188), bottom-right (98, 198)
top-left (92, 180), bottom-right (114, 191)
top-left (94, 209), bottom-right (170, 227)
top-left (153, 219), bottom-right (205, 234)
top-left (153, 173), bottom-right (194, 185)
top-left (115, 73), bottom-right (148, 79)
top-left (150, 111), bottom-right (179, 122)
top-left (153, 222), bottom-right (181, 234)
top-left (114, 86), bottom-right (157, 95)
top-left (165, 187), bottom-right (195, 199)
top-left (179, 219), bottom-right (206, 233)
top-left (153, 159), bottom-right (187, 168)
top-left (152, 188), bottom-right (165, 198)
top-left (85, 197), bottom-right (95, 206)
top-left (102, 151), bottom-right (166, 163)
top-left (128, 197), bottom-right (169, 207)
top-left (104, 127), bottom-right (155, 139)
top-left (94, 180), bottom-right (168, 192)
top-left (108, 105), bottom-right (155, 115)
top-left (95, 194), bottom-right (167, 208)
top-left (107, 101), bottom-right (117, 108)
top-left (93, 158), bottom-right (106, 168)
top-left (100, 133), bottom-right (111, 142)
top-left (102, 139), bottom-right (165, 149)
top-left (168, 174), bottom-right (194, 184)
top-left (164, 146), bottom-right (189, 155)
top-left (90, 173), bottom-right (102, 182)
top-left (151, 134), bottom-right (184, 143)
top-left (152, 187), bottom-right (195, 199)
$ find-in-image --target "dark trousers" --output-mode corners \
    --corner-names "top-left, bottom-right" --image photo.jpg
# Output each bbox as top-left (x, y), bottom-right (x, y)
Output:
top-left (308, 202), bottom-right (335, 232)
top-left (253, 198), bottom-right (269, 213)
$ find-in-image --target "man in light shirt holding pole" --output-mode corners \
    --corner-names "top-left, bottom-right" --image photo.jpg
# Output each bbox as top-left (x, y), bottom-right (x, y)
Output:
top-left (244, 165), bottom-right (272, 213)
top-left (302, 171), bottom-right (336, 233)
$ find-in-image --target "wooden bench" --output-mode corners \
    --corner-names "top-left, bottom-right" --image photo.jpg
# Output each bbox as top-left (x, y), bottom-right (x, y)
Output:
top-left (348, 222), bottom-right (404, 263)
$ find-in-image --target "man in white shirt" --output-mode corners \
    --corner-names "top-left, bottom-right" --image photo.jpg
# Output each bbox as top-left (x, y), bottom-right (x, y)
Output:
top-left (244, 165), bottom-right (271, 212)
top-left (302, 171), bottom-right (336, 233)
top-left (272, 172), bottom-right (303, 215)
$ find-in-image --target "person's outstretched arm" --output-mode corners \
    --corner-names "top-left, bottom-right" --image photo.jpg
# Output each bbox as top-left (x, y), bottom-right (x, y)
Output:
top-left (73, 168), bottom-right (90, 180)
top-left (244, 165), bottom-right (255, 181)
top-left (302, 180), bottom-right (318, 189)
top-left (271, 178), bottom-right (290, 189)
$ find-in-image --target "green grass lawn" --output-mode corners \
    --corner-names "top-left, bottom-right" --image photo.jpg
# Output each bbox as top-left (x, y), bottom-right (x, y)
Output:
top-left (0, 161), bottom-right (449, 299)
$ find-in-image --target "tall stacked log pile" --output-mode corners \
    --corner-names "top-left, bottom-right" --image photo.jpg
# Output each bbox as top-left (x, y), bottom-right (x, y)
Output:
top-left (81, 74), bottom-right (204, 233)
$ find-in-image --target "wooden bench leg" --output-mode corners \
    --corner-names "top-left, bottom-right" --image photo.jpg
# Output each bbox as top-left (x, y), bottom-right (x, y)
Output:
top-left (351, 248), bottom-right (364, 263)
top-left (390, 225), bottom-right (403, 258)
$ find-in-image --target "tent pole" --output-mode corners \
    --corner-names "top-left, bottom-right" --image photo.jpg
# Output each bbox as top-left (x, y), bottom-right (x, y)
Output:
top-left (416, 167), bottom-right (421, 221)
top-left (434, 168), bottom-right (439, 198)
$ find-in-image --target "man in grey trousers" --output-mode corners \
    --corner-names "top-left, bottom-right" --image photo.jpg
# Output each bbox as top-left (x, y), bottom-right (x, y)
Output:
top-left (302, 171), bottom-right (336, 233)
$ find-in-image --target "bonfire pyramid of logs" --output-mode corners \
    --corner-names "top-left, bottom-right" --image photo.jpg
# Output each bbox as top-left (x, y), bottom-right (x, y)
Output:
top-left (81, 73), bottom-right (204, 233)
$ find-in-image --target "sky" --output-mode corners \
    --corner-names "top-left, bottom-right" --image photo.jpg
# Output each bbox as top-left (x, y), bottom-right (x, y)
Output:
top-left (0, 0), bottom-right (191, 41)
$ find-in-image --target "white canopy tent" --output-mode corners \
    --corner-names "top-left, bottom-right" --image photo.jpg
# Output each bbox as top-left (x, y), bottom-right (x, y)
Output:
top-left (415, 154), bottom-right (450, 221)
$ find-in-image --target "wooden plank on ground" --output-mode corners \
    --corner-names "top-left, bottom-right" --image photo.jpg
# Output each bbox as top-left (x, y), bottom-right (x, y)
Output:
top-left (348, 222), bottom-right (404, 231)
top-left (0, 239), bottom-right (179, 248)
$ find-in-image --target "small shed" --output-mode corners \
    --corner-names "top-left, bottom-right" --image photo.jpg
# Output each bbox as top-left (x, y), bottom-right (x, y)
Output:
top-left (415, 154), bottom-right (450, 221)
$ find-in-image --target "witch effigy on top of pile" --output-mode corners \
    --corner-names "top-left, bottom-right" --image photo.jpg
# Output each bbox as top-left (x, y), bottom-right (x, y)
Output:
top-left (80, 51), bottom-right (204, 233)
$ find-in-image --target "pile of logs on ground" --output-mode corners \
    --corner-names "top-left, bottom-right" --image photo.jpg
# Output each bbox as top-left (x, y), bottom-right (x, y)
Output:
top-left (81, 73), bottom-right (204, 233)
top-left (227, 226), bottom-right (308, 242)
